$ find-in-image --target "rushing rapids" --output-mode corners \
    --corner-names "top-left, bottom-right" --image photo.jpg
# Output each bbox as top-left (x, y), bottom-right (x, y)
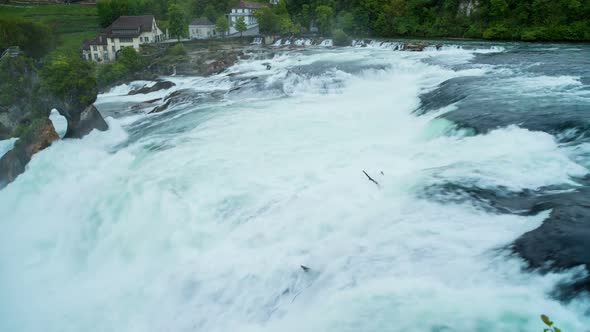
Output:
top-left (0, 41), bottom-right (589, 332)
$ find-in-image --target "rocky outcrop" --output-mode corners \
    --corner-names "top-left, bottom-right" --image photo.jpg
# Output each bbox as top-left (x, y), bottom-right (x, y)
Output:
top-left (0, 54), bottom-right (110, 189)
top-left (64, 105), bottom-right (109, 139)
top-left (128, 80), bottom-right (175, 95)
top-left (0, 118), bottom-right (58, 189)
top-left (404, 42), bottom-right (433, 52)
top-left (458, 0), bottom-right (479, 16)
top-left (202, 52), bottom-right (239, 76)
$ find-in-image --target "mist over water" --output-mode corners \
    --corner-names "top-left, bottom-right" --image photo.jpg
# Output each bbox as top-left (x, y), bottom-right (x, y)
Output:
top-left (1, 42), bottom-right (589, 331)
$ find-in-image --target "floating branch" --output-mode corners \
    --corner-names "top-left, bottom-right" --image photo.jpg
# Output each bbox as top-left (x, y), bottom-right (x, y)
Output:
top-left (363, 170), bottom-right (381, 188)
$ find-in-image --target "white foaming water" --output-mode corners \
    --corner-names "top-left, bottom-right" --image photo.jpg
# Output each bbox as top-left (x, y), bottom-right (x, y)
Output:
top-left (0, 137), bottom-right (17, 156)
top-left (0, 46), bottom-right (589, 332)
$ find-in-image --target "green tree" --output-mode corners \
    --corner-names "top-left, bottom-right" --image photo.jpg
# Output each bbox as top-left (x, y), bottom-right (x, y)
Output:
top-left (235, 16), bottom-right (248, 37)
top-left (203, 4), bottom-right (219, 23)
top-left (117, 47), bottom-right (145, 72)
top-left (97, 0), bottom-right (129, 28)
top-left (168, 3), bottom-right (186, 41)
top-left (254, 6), bottom-right (280, 34)
top-left (0, 18), bottom-right (56, 59)
top-left (315, 5), bottom-right (334, 35)
top-left (336, 11), bottom-right (355, 34)
top-left (40, 51), bottom-right (97, 109)
top-left (215, 16), bottom-right (230, 36)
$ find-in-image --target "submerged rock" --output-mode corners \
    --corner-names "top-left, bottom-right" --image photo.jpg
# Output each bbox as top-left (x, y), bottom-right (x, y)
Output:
top-left (128, 80), bottom-right (176, 95)
top-left (0, 118), bottom-right (58, 189)
top-left (513, 187), bottom-right (590, 298)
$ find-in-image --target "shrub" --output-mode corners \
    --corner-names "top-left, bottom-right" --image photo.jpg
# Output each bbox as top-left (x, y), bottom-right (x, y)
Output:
top-left (464, 24), bottom-right (483, 39)
top-left (332, 29), bottom-right (351, 47)
top-left (521, 27), bottom-right (543, 41)
top-left (168, 43), bottom-right (187, 56)
top-left (483, 24), bottom-right (511, 40)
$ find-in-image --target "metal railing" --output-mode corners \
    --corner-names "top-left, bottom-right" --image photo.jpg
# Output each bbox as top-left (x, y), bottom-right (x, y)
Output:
top-left (0, 46), bottom-right (21, 61)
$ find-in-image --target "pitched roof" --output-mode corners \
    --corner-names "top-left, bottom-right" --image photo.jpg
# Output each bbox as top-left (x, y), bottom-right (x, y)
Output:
top-left (190, 18), bottom-right (214, 26)
top-left (82, 34), bottom-right (107, 50)
top-left (105, 15), bottom-right (156, 38)
top-left (233, 1), bottom-right (268, 9)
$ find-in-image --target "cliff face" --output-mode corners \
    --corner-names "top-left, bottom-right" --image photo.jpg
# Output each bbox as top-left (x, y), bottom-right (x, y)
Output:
top-left (458, 0), bottom-right (479, 16)
top-left (0, 56), bottom-right (38, 139)
top-left (0, 54), bottom-right (108, 189)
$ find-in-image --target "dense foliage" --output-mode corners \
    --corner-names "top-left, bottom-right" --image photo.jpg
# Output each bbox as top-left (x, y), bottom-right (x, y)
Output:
top-left (94, 0), bottom-right (590, 41)
top-left (97, 0), bottom-right (169, 27)
top-left (96, 47), bottom-right (146, 87)
top-left (168, 3), bottom-right (187, 40)
top-left (139, 0), bottom-right (586, 41)
top-left (40, 51), bottom-right (98, 108)
top-left (281, 0), bottom-right (590, 40)
top-left (0, 18), bottom-right (56, 59)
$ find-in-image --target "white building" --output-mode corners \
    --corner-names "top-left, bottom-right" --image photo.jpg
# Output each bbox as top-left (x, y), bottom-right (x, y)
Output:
top-left (82, 15), bottom-right (165, 62)
top-left (227, 1), bottom-right (270, 35)
top-left (189, 18), bottom-right (217, 39)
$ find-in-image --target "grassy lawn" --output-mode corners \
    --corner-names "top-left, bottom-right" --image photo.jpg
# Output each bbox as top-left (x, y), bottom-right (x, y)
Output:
top-left (0, 4), bottom-right (99, 51)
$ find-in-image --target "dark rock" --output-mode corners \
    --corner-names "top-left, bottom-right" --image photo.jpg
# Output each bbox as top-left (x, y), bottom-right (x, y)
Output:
top-left (128, 80), bottom-right (176, 95)
top-left (404, 42), bottom-right (431, 52)
top-left (64, 105), bottom-right (109, 139)
top-left (512, 188), bottom-right (590, 299)
top-left (513, 188), bottom-right (590, 271)
top-left (203, 52), bottom-right (239, 76)
top-left (0, 118), bottom-right (59, 189)
top-left (420, 180), bottom-right (590, 298)
top-left (149, 100), bottom-right (172, 114)
top-left (129, 98), bottom-right (163, 112)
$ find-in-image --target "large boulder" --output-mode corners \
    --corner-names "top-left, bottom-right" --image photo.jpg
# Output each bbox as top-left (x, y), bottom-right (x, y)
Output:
top-left (0, 118), bottom-right (58, 189)
top-left (64, 105), bottom-right (109, 139)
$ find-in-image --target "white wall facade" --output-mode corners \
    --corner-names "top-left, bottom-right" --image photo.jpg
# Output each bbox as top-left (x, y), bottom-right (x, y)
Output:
top-left (189, 25), bottom-right (217, 39)
top-left (228, 8), bottom-right (258, 35)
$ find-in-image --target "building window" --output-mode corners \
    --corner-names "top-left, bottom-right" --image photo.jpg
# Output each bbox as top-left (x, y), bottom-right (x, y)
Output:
top-left (92, 45), bottom-right (97, 51)
top-left (105, 53), bottom-right (109, 61)
top-left (119, 37), bottom-right (133, 43)
top-left (93, 53), bottom-right (99, 60)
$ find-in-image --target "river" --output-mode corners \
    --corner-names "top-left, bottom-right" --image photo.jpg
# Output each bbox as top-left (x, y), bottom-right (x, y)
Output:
top-left (1, 41), bottom-right (589, 331)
